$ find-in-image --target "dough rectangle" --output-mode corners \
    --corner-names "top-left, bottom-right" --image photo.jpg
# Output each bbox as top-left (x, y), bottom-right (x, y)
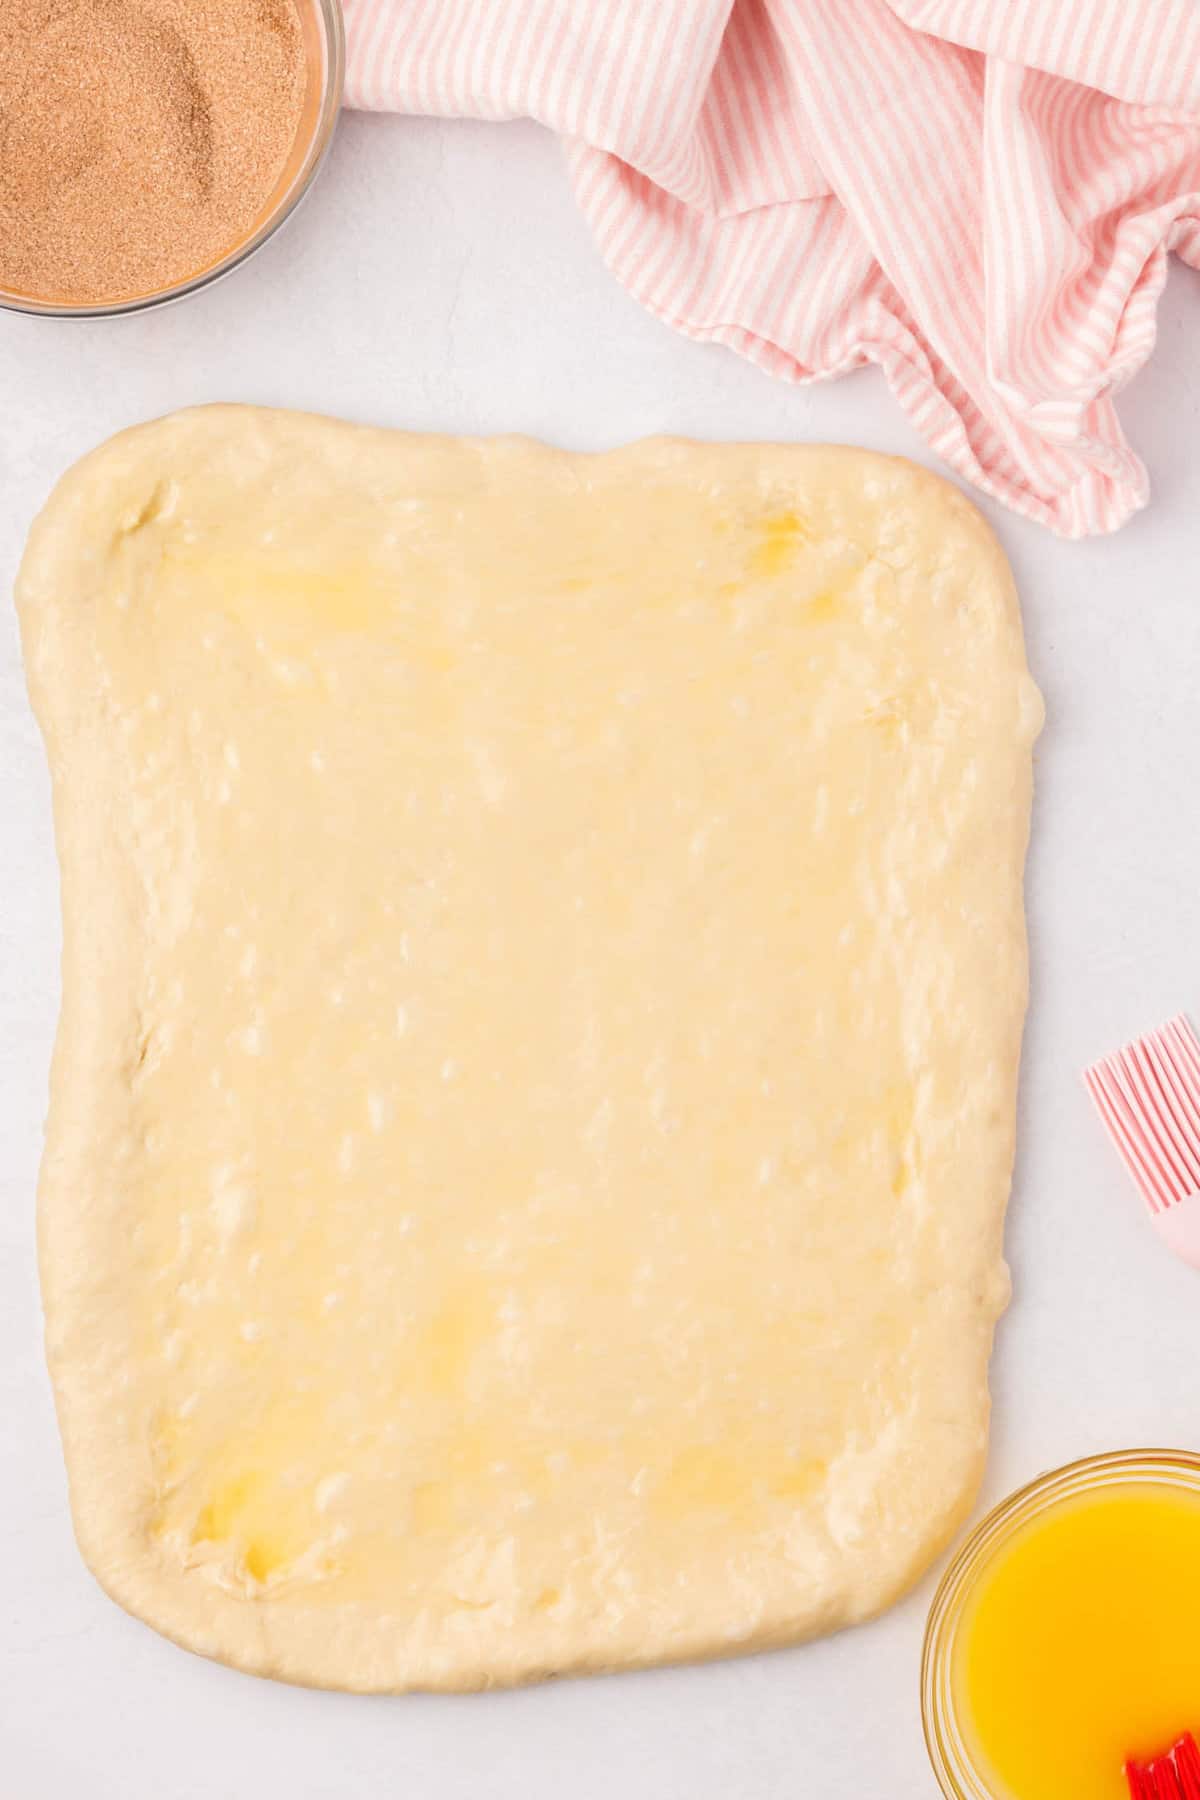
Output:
top-left (17, 408), bottom-right (1041, 1691)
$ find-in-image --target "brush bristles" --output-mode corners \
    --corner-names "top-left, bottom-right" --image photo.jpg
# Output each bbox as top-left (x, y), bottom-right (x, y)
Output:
top-left (1125, 1734), bottom-right (1200, 1800)
top-left (1084, 1016), bottom-right (1200, 1216)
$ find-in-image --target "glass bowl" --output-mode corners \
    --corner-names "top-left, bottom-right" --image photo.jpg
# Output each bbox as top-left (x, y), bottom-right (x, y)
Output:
top-left (921, 1448), bottom-right (1200, 1800)
top-left (0, 0), bottom-right (344, 319)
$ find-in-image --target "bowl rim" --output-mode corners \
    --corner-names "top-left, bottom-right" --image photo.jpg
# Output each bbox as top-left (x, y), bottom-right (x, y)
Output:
top-left (0, 0), bottom-right (346, 319)
top-left (921, 1446), bottom-right (1200, 1800)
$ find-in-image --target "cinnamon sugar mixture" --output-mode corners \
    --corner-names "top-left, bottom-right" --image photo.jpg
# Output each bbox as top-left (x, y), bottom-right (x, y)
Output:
top-left (0, 1), bottom-right (306, 305)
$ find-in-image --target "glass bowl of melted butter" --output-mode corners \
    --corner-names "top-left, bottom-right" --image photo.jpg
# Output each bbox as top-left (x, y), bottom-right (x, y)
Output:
top-left (922, 1449), bottom-right (1200, 1800)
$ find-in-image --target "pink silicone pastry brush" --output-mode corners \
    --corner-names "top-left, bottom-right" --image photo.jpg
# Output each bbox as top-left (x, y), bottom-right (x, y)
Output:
top-left (1085, 1015), bottom-right (1200, 1270)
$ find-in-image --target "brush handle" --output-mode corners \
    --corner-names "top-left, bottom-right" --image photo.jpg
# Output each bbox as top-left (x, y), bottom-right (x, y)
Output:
top-left (1151, 1192), bottom-right (1200, 1270)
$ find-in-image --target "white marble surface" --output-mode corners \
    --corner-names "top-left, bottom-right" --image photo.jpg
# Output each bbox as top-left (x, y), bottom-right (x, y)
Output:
top-left (2, 114), bottom-right (1200, 1799)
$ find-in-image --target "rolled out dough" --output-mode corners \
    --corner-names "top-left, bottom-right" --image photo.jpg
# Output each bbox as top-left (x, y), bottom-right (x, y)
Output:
top-left (17, 407), bottom-right (1042, 1691)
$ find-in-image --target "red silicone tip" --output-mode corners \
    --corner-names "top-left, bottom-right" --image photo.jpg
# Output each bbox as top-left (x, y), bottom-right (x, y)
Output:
top-left (1149, 1755), bottom-right (1184, 1800)
top-left (1128, 1760), bottom-right (1155, 1800)
top-left (1174, 1736), bottom-right (1200, 1800)
top-left (1126, 1738), bottom-right (1200, 1800)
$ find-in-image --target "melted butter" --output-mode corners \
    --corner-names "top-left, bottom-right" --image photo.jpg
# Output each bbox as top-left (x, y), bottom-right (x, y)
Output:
top-left (159, 549), bottom-right (462, 682)
top-left (189, 1466), bottom-right (318, 1588)
top-left (419, 1281), bottom-right (496, 1397)
top-left (887, 1082), bottom-right (919, 1200)
top-left (749, 508), bottom-right (807, 578)
top-left (806, 588), bottom-right (841, 623)
top-left (193, 1471), bottom-right (261, 1542)
top-left (163, 550), bottom-right (399, 638)
top-left (956, 1484), bottom-right (1200, 1800)
top-left (654, 1444), bottom-right (827, 1517)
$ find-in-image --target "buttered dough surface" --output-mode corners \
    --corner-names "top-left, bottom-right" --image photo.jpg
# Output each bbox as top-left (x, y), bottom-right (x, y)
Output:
top-left (17, 407), bottom-right (1041, 1692)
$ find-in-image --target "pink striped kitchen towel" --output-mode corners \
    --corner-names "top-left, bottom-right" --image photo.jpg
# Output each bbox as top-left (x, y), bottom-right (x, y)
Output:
top-left (342, 0), bottom-right (1200, 537)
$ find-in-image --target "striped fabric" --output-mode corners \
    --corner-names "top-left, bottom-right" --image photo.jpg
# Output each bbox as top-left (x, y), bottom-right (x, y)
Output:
top-left (342, 0), bottom-right (1200, 536)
